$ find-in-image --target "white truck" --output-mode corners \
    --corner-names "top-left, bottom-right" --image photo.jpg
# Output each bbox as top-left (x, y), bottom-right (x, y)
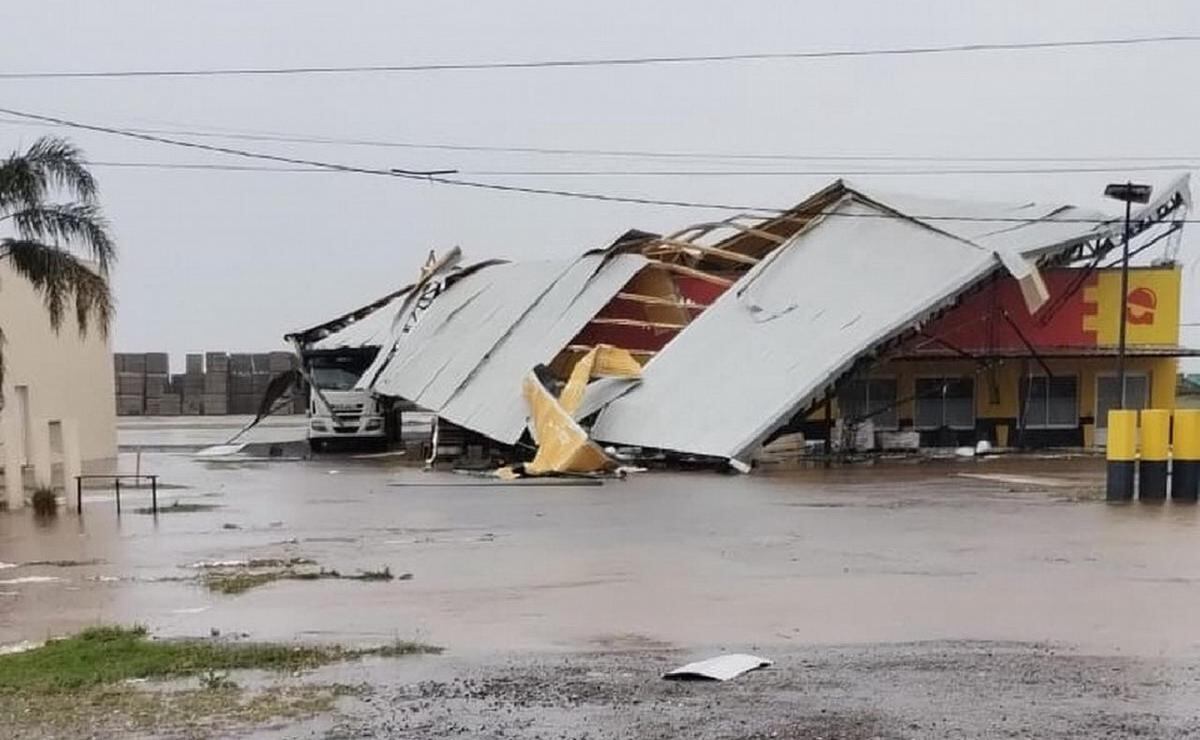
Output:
top-left (303, 349), bottom-right (386, 452)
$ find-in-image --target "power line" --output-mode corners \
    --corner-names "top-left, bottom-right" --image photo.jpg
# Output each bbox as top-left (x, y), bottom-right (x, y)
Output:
top-left (84, 160), bottom-right (1199, 177)
top-left (2, 105), bottom-right (1194, 225)
top-left (4, 116), bottom-right (1197, 166)
top-left (0, 35), bottom-right (1196, 80)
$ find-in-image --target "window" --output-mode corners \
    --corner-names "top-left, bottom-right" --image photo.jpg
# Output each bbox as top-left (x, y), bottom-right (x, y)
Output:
top-left (838, 378), bottom-right (899, 429)
top-left (1096, 374), bottom-right (1150, 428)
top-left (1020, 375), bottom-right (1078, 428)
top-left (914, 377), bottom-right (975, 430)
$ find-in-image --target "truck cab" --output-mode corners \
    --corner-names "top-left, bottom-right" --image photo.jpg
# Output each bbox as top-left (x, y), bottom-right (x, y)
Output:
top-left (304, 348), bottom-right (386, 452)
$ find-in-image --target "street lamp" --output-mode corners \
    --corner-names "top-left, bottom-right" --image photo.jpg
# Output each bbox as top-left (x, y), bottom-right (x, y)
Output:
top-left (1103, 182), bottom-right (1153, 409)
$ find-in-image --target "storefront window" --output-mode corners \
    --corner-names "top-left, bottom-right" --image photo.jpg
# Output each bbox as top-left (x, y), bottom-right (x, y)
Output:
top-left (1020, 376), bottom-right (1078, 429)
top-left (915, 377), bottom-right (975, 430)
top-left (838, 378), bottom-right (899, 429)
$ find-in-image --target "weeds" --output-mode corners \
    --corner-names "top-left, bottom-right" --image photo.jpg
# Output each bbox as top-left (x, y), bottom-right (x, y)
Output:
top-left (31, 487), bottom-right (57, 517)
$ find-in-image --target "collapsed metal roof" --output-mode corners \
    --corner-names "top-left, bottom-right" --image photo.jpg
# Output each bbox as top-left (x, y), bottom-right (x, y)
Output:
top-left (286, 285), bottom-right (414, 351)
top-left (299, 176), bottom-right (1189, 466)
top-left (366, 252), bottom-right (649, 444)
top-left (589, 182), bottom-right (1125, 462)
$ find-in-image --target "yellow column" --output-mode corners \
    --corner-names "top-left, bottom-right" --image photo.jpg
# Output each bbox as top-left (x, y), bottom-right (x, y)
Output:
top-left (1174, 409), bottom-right (1200, 502)
top-left (1106, 409), bottom-right (1137, 502)
top-left (1139, 410), bottom-right (1170, 501)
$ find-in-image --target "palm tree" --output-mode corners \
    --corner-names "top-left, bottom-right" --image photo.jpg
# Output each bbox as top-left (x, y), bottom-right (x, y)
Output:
top-left (0, 137), bottom-right (115, 396)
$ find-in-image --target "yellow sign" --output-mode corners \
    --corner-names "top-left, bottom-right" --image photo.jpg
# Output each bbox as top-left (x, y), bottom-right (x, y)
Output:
top-left (1082, 266), bottom-right (1180, 346)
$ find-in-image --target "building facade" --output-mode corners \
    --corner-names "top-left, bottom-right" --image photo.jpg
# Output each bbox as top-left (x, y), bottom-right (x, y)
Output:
top-left (809, 265), bottom-right (1191, 449)
top-left (0, 260), bottom-right (117, 506)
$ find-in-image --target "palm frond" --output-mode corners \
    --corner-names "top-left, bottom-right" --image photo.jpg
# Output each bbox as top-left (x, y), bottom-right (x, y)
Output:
top-left (21, 137), bottom-right (96, 202)
top-left (0, 137), bottom-right (96, 214)
top-left (0, 156), bottom-right (47, 213)
top-left (1, 239), bottom-right (113, 337)
top-left (6, 203), bottom-right (115, 273)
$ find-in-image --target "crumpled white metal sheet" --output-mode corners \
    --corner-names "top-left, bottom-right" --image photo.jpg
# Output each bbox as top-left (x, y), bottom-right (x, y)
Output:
top-left (592, 189), bottom-right (1113, 462)
top-left (663, 653), bottom-right (773, 681)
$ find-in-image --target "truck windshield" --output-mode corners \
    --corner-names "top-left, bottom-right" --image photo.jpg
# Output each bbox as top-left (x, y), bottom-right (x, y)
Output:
top-left (310, 367), bottom-right (362, 391)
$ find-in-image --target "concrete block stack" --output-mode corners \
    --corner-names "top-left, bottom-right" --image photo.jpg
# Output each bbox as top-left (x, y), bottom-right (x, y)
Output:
top-left (182, 354), bottom-right (205, 415)
top-left (229, 353), bottom-right (256, 415)
top-left (204, 352), bottom-right (229, 415)
top-left (114, 352), bottom-right (145, 415)
top-left (112, 349), bottom-right (307, 416)
top-left (143, 352), bottom-right (170, 415)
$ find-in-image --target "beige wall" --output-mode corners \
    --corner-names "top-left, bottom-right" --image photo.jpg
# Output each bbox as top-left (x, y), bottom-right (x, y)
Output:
top-left (0, 259), bottom-right (117, 463)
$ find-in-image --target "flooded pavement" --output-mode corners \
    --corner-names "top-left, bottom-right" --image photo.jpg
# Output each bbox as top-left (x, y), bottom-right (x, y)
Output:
top-left (2, 450), bottom-right (1198, 657)
top-left (5, 444), bottom-right (1200, 736)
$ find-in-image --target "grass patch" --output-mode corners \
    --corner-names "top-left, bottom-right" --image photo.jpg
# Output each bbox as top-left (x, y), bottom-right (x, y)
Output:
top-left (0, 626), bottom-right (345, 693)
top-left (0, 626), bottom-right (440, 694)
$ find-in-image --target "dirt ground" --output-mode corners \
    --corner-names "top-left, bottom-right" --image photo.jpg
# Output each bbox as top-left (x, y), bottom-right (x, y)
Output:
top-left (4, 425), bottom-right (1200, 737)
top-left (312, 641), bottom-right (1200, 739)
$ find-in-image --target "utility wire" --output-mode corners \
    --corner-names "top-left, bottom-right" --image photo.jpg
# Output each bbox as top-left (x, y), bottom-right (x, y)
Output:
top-left (3, 116), bottom-right (1195, 165)
top-left (2, 106), bottom-right (1193, 224)
top-left (0, 35), bottom-right (1196, 79)
top-left (84, 160), bottom-right (1200, 177)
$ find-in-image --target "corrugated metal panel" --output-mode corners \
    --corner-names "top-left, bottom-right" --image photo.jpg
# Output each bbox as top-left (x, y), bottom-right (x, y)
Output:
top-left (438, 254), bottom-right (647, 443)
top-left (371, 253), bottom-right (648, 444)
top-left (591, 192), bottom-right (1109, 461)
top-left (308, 292), bottom-right (409, 350)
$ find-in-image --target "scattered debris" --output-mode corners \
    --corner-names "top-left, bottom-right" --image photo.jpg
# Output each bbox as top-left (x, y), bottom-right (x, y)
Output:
top-left (663, 653), bottom-right (772, 681)
top-left (956, 473), bottom-right (1077, 488)
top-left (514, 345), bottom-right (643, 477)
top-left (187, 558), bottom-right (317, 570)
top-left (0, 576), bottom-right (65, 585)
top-left (389, 478), bottom-right (603, 488)
top-left (193, 443), bottom-right (248, 458)
top-left (22, 559), bottom-right (104, 568)
top-left (0, 641), bottom-right (43, 656)
top-left (195, 559), bottom-right (405, 595)
top-left (135, 501), bottom-right (220, 515)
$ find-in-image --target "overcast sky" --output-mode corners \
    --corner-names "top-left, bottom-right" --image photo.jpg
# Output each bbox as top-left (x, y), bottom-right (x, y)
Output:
top-left (0, 1), bottom-right (1197, 371)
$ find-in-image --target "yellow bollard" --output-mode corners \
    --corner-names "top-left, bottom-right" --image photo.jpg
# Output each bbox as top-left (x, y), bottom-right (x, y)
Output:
top-left (1174, 409), bottom-right (1200, 503)
top-left (1139, 410), bottom-right (1170, 502)
top-left (1106, 410), bottom-right (1137, 502)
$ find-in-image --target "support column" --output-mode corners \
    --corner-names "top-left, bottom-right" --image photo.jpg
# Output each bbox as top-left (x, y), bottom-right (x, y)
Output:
top-left (27, 419), bottom-right (52, 491)
top-left (2, 405), bottom-right (24, 509)
top-left (60, 418), bottom-right (82, 505)
top-left (1106, 409), bottom-right (1137, 502)
top-left (1173, 409), bottom-right (1200, 503)
top-left (1139, 410), bottom-right (1169, 502)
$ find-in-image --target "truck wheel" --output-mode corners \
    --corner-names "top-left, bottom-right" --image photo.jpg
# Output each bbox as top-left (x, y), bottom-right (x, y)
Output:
top-left (309, 439), bottom-right (326, 454)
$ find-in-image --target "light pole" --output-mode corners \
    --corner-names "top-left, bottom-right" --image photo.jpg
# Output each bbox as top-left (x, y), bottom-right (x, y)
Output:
top-left (1103, 182), bottom-right (1152, 409)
